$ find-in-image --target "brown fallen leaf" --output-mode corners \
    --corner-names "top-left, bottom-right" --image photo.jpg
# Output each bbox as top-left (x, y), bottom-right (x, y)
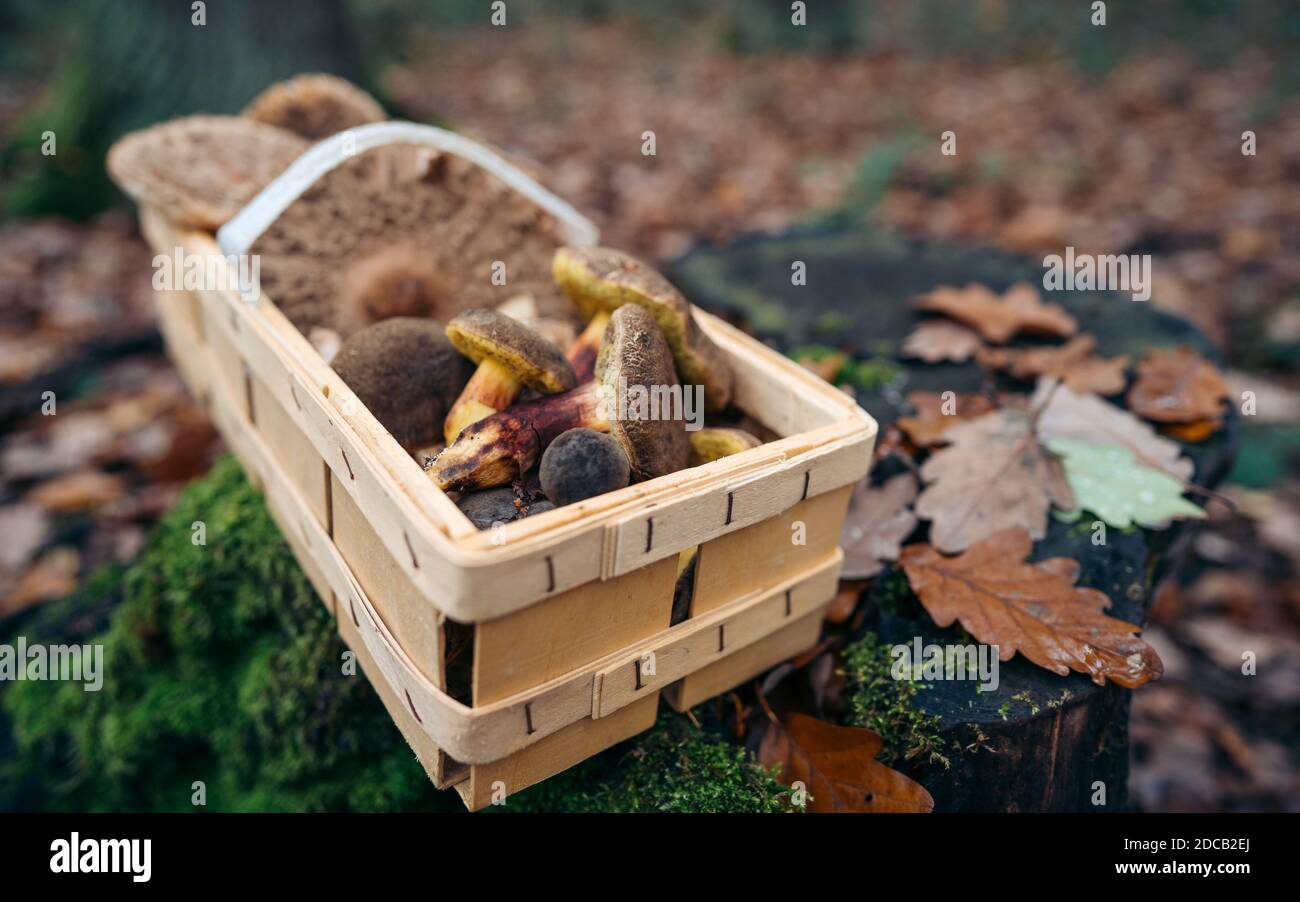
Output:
top-left (1159, 419), bottom-right (1221, 442)
top-left (915, 408), bottom-right (1074, 553)
top-left (978, 334), bottom-right (1129, 395)
top-left (758, 713), bottom-right (934, 813)
top-left (1031, 378), bottom-right (1194, 481)
top-left (895, 390), bottom-right (997, 447)
top-left (901, 320), bottom-right (983, 363)
top-left (840, 473), bottom-right (919, 579)
top-left (1127, 346), bottom-right (1228, 424)
top-left (900, 529), bottom-right (1163, 688)
top-left (796, 351), bottom-right (847, 383)
top-left (26, 470), bottom-right (127, 514)
top-left (2, 547), bottom-right (79, 616)
top-left (913, 282), bottom-right (1077, 343)
top-left (825, 580), bottom-right (869, 624)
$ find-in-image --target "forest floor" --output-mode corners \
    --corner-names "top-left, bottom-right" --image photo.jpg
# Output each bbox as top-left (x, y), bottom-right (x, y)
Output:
top-left (0, 18), bottom-right (1297, 811)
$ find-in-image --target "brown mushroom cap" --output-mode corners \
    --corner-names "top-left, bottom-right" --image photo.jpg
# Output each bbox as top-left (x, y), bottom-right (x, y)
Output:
top-left (446, 308), bottom-right (576, 394)
top-left (252, 147), bottom-right (573, 338)
top-left (552, 245), bottom-right (733, 411)
top-left (597, 305), bottom-right (689, 481)
top-left (243, 73), bottom-right (386, 141)
top-left (331, 318), bottom-right (473, 449)
top-left (107, 116), bottom-right (308, 231)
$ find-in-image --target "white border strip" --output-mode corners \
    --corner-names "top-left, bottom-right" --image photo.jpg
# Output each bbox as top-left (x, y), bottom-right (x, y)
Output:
top-left (217, 121), bottom-right (599, 255)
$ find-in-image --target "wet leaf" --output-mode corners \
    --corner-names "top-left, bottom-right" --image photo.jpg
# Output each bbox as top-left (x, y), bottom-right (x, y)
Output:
top-left (915, 408), bottom-right (1074, 552)
top-left (1127, 346), bottom-right (1228, 424)
top-left (913, 282), bottom-right (1077, 343)
top-left (978, 334), bottom-right (1129, 395)
top-left (840, 473), bottom-right (919, 579)
top-left (895, 390), bottom-right (996, 447)
top-left (1049, 438), bottom-right (1205, 528)
top-left (899, 529), bottom-right (1163, 688)
top-left (758, 713), bottom-right (934, 812)
top-left (1031, 379), bottom-right (1193, 482)
top-left (901, 320), bottom-right (982, 363)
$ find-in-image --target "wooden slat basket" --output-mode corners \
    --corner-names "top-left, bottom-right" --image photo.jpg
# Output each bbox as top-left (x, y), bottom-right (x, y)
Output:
top-left (137, 124), bottom-right (876, 810)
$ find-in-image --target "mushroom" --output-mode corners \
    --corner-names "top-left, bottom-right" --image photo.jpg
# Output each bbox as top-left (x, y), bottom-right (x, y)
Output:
top-left (250, 147), bottom-right (575, 338)
top-left (552, 245), bottom-right (733, 408)
top-left (540, 428), bottom-right (631, 506)
top-left (243, 73), bottom-right (386, 141)
top-left (456, 487), bottom-right (523, 530)
top-left (443, 309), bottom-right (577, 443)
top-left (524, 499), bottom-right (556, 517)
top-left (428, 304), bottom-right (688, 491)
top-left (688, 427), bottom-right (761, 467)
top-left (331, 318), bottom-right (473, 450)
top-left (107, 116), bottom-right (308, 231)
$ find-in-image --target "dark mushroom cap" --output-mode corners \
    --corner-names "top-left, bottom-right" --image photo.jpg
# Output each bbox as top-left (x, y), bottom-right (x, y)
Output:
top-left (332, 318), bottom-right (473, 449)
top-left (243, 73), bottom-right (386, 141)
top-left (524, 499), bottom-right (556, 517)
top-left (107, 115), bottom-right (308, 231)
top-left (596, 305), bottom-right (689, 481)
top-left (540, 428), bottom-right (631, 506)
top-left (446, 308), bottom-right (576, 393)
top-left (456, 487), bottom-right (522, 530)
top-left (552, 245), bottom-right (733, 410)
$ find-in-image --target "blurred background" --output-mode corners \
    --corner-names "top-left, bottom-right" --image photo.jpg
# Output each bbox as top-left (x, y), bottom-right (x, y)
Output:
top-left (0, 0), bottom-right (1296, 811)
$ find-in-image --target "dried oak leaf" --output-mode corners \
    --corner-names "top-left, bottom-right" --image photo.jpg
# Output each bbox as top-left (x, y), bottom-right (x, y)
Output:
top-left (978, 334), bottom-right (1129, 395)
top-left (896, 390), bottom-right (997, 447)
top-left (1031, 379), bottom-right (1193, 482)
top-left (840, 473), bottom-right (919, 579)
top-left (901, 320), bottom-right (983, 363)
top-left (758, 713), bottom-right (934, 813)
top-left (913, 282), bottom-right (1077, 343)
top-left (915, 408), bottom-right (1074, 553)
top-left (899, 529), bottom-right (1163, 688)
top-left (1127, 346), bottom-right (1228, 424)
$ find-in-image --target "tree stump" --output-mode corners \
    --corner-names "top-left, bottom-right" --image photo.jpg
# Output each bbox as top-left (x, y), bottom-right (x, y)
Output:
top-left (670, 225), bottom-right (1237, 812)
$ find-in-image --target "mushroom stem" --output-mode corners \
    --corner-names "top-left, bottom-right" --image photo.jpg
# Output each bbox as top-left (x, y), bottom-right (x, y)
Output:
top-left (565, 310), bottom-right (610, 382)
top-left (427, 381), bottom-right (609, 491)
top-left (443, 357), bottom-right (521, 443)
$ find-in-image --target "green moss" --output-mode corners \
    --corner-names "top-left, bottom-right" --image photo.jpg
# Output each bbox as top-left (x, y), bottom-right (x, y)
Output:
top-left (499, 712), bottom-right (789, 813)
top-left (841, 632), bottom-right (948, 769)
top-left (1, 457), bottom-right (792, 813)
top-left (0, 456), bottom-right (453, 812)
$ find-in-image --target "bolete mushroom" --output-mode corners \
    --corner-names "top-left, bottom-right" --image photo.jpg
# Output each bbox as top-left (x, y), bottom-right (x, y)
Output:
top-left (331, 318), bottom-right (473, 450)
top-left (243, 74), bottom-right (386, 141)
top-left (540, 428), bottom-right (631, 506)
top-left (107, 116), bottom-right (308, 231)
top-left (552, 245), bottom-right (733, 408)
top-left (456, 487), bottom-right (522, 530)
top-left (443, 309), bottom-right (577, 443)
top-left (688, 427), bottom-right (761, 467)
top-left (250, 147), bottom-right (574, 338)
top-left (428, 304), bottom-right (688, 491)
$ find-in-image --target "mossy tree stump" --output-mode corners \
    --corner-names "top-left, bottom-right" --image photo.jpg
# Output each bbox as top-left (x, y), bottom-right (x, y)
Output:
top-left (671, 225), bottom-right (1236, 812)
